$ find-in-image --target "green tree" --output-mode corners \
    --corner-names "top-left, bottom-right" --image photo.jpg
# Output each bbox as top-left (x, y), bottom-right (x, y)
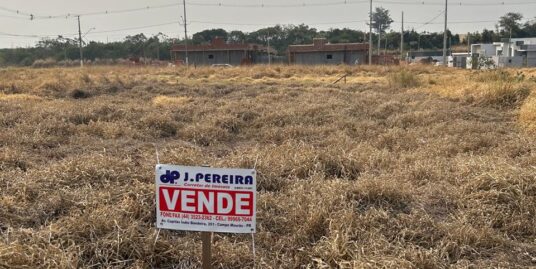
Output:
top-left (246, 25), bottom-right (286, 53)
top-left (481, 29), bottom-right (497, 43)
top-left (228, 30), bottom-right (246, 43)
top-left (370, 7), bottom-right (393, 54)
top-left (124, 34), bottom-right (148, 58)
top-left (191, 28), bottom-right (228, 44)
top-left (522, 18), bottom-right (536, 37)
top-left (322, 28), bottom-right (365, 43)
top-left (498, 12), bottom-right (523, 38)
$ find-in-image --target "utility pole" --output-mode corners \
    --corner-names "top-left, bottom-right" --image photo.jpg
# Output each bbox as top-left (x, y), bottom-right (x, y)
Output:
top-left (182, 0), bottom-right (189, 66)
top-left (442, 0), bottom-right (448, 66)
top-left (77, 15), bottom-right (83, 68)
top-left (467, 32), bottom-right (470, 53)
top-left (508, 27), bottom-right (512, 57)
top-left (157, 39), bottom-right (160, 60)
top-left (368, 0), bottom-right (372, 65)
top-left (267, 37), bottom-right (271, 65)
top-left (401, 11), bottom-right (404, 59)
top-left (377, 25), bottom-right (381, 57)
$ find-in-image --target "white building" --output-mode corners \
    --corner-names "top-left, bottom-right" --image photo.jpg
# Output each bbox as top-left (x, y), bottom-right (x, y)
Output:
top-left (468, 37), bottom-right (536, 69)
top-left (448, 52), bottom-right (470, 68)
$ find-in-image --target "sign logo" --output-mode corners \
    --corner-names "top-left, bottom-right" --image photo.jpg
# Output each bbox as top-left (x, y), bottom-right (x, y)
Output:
top-left (160, 170), bottom-right (180, 184)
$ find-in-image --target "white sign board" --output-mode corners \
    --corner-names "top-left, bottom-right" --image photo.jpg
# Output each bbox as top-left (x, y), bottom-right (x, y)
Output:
top-left (155, 164), bottom-right (256, 233)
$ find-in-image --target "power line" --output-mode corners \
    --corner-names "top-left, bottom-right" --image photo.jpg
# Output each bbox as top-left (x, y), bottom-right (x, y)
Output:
top-left (0, 6), bottom-right (33, 17)
top-left (0, 16), bottom-right (511, 40)
top-left (405, 19), bottom-right (496, 24)
top-left (89, 21), bottom-right (182, 34)
top-left (0, 31), bottom-right (64, 38)
top-left (0, 12), bottom-right (32, 20)
top-left (187, 0), bottom-right (370, 8)
top-left (0, 1), bottom-right (370, 20)
top-left (3, 0), bottom-right (534, 21)
top-left (0, 10), bottom-right (532, 38)
top-left (0, 3), bottom-right (179, 20)
top-left (414, 10), bottom-right (444, 30)
top-left (375, 0), bottom-right (536, 6)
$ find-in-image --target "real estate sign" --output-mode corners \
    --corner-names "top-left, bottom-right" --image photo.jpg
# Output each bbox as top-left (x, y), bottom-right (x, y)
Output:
top-left (155, 164), bottom-right (256, 233)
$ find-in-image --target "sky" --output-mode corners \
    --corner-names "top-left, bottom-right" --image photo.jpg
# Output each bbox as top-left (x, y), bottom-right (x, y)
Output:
top-left (0, 0), bottom-right (535, 48)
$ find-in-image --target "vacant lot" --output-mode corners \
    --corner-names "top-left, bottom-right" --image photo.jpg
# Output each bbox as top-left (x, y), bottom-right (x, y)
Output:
top-left (1, 65), bottom-right (535, 268)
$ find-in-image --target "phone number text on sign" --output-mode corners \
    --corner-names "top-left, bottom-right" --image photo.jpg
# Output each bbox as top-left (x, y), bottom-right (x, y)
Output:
top-left (155, 164), bottom-right (256, 233)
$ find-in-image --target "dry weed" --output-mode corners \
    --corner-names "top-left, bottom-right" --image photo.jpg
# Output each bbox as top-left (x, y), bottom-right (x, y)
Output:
top-left (0, 65), bottom-right (535, 268)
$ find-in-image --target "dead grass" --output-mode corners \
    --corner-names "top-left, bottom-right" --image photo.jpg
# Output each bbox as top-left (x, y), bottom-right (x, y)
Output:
top-left (0, 65), bottom-right (535, 268)
top-left (387, 69), bottom-right (421, 88)
top-left (0, 93), bottom-right (43, 101)
top-left (152, 95), bottom-right (191, 107)
top-left (520, 94), bottom-right (536, 133)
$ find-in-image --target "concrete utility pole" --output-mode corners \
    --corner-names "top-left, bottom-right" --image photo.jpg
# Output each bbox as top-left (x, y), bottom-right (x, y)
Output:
top-left (182, 0), bottom-right (189, 66)
top-left (401, 11), bottom-right (404, 59)
top-left (442, 0), bottom-right (448, 66)
top-left (369, 0), bottom-right (372, 65)
top-left (377, 25), bottom-right (381, 56)
top-left (267, 37), bottom-right (271, 65)
top-left (467, 32), bottom-right (470, 53)
top-left (508, 27), bottom-right (512, 57)
top-left (77, 16), bottom-right (83, 68)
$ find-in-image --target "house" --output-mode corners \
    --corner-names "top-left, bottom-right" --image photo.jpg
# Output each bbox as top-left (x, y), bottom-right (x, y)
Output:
top-left (467, 43), bottom-right (497, 69)
top-left (468, 38), bottom-right (536, 68)
top-left (523, 44), bottom-right (536, 66)
top-left (507, 38), bottom-right (536, 67)
top-left (170, 37), bottom-right (274, 66)
top-left (287, 38), bottom-right (368, 65)
top-left (448, 52), bottom-right (470, 68)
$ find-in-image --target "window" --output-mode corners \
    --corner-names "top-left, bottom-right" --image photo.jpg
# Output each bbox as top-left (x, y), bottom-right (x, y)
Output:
top-left (326, 54), bottom-right (333, 60)
top-left (208, 54), bottom-right (214, 59)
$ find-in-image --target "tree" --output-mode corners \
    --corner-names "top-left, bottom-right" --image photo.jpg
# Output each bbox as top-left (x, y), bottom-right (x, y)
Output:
top-left (322, 28), bottom-right (365, 43)
top-left (228, 30), bottom-right (246, 43)
top-left (522, 18), bottom-right (536, 37)
top-left (498, 12), bottom-right (523, 38)
top-left (481, 29), bottom-right (497, 43)
top-left (285, 24), bottom-right (317, 45)
top-left (124, 34), bottom-right (148, 58)
top-left (247, 25), bottom-right (286, 53)
top-left (370, 7), bottom-right (393, 54)
top-left (191, 29), bottom-right (228, 44)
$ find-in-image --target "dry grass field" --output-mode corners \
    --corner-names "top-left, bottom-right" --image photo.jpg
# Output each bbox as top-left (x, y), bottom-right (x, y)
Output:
top-left (1, 65), bottom-right (535, 268)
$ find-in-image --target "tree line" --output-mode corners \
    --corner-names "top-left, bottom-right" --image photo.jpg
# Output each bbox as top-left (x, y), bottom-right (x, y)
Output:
top-left (0, 11), bottom-right (534, 66)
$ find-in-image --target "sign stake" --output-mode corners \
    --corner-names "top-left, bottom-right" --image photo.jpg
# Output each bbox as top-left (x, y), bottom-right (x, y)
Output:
top-left (201, 232), bottom-right (212, 269)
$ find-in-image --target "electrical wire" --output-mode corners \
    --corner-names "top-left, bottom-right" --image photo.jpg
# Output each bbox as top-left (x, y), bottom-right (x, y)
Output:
top-left (0, 31), bottom-right (64, 38)
top-left (88, 21), bottom-right (182, 34)
top-left (187, 0), bottom-right (369, 8)
top-left (376, 0), bottom-right (536, 6)
top-left (0, 16), bottom-right (510, 39)
top-left (1, 0), bottom-right (535, 21)
top-left (413, 10), bottom-right (445, 30)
